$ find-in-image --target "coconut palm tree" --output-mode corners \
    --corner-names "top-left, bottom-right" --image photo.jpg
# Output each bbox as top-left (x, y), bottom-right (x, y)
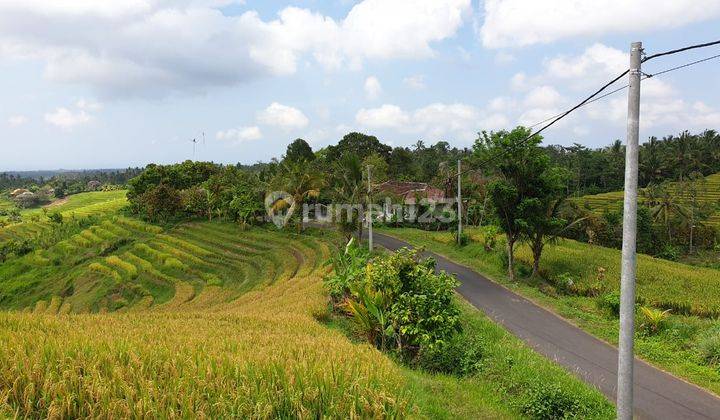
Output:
top-left (643, 182), bottom-right (689, 242)
top-left (330, 154), bottom-right (366, 241)
top-left (270, 159), bottom-right (324, 233)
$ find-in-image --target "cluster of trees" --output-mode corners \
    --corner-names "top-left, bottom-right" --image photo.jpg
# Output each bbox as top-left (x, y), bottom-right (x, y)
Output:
top-left (127, 161), bottom-right (264, 224)
top-left (547, 129), bottom-right (720, 196)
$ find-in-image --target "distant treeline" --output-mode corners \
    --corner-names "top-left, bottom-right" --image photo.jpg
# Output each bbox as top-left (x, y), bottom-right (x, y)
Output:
top-left (546, 129), bottom-right (720, 196)
top-left (0, 168), bottom-right (143, 193)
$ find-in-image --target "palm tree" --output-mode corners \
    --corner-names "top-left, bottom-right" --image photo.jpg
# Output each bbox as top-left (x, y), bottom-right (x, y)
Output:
top-left (643, 182), bottom-right (689, 242)
top-left (270, 159), bottom-right (323, 233)
top-left (330, 154), bottom-right (366, 241)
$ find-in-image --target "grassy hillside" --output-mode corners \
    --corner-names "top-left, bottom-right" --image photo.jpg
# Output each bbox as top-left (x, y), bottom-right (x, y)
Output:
top-left (577, 172), bottom-right (720, 226)
top-left (380, 226), bottom-right (720, 396)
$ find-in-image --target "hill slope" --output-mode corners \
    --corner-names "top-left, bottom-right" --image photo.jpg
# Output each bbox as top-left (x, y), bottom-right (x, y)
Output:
top-left (577, 172), bottom-right (720, 226)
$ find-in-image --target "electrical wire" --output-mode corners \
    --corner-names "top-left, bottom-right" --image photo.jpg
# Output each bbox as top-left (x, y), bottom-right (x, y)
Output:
top-left (448, 46), bottom-right (720, 181)
top-left (642, 39), bottom-right (720, 62)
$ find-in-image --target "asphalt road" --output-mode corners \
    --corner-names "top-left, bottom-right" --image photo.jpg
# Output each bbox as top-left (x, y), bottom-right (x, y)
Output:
top-left (373, 232), bottom-right (720, 420)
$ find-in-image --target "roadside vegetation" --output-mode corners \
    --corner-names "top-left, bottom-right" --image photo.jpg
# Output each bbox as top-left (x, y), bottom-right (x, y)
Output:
top-left (379, 226), bottom-right (720, 396)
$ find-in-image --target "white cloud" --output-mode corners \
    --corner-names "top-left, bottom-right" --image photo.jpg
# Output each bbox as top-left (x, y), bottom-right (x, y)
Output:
top-left (257, 102), bottom-right (309, 130)
top-left (523, 86), bottom-right (562, 109)
top-left (7, 115), bottom-right (28, 126)
top-left (364, 76), bottom-right (382, 100)
top-left (44, 107), bottom-right (92, 129)
top-left (356, 102), bottom-right (507, 141)
top-left (216, 126), bottom-right (262, 143)
top-left (355, 105), bottom-right (410, 128)
top-left (480, 0), bottom-right (720, 48)
top-left (403, 74), bottom-right (426, 90)
top-left (0, 0), bottom-right (470, 97)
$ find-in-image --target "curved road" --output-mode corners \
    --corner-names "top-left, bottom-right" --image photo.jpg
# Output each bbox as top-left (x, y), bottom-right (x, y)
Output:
top-left (374, 232), bottom-right (720, 420)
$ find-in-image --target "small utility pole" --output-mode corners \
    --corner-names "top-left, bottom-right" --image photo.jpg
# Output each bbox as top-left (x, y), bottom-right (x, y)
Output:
top-left (617, 41), bottom-right (642, 420)
top-left (457, 160), bottom-right (462, 244)
top-left (367, 165), bottom-right (373, 251)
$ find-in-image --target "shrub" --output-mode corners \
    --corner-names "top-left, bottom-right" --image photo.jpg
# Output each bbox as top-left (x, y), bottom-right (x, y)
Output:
top-left (554, 272), bottom-right (576, 295)
top-left (335, 247), bottom-right (461, 357)
top-left (639, 306), bottom-right (671, 334)
top-left (481, 225), bottom-right (500, 251)
top-left (361, 248), bottom-right (460, 354)
top-left (416, 332), bottom-right (484, 376)
top-left (698, 326), bottom-right (720, 365)
top-left (520, 382), bottom-right (581, 420)
top-left (598, 291), bottom-right (621, 317)
top-left (323, 237), bottom-right (370, 303)
top-left (657, 244), bottom-right (680, 261)
top-left (453, 230), bottom-right (469, 247)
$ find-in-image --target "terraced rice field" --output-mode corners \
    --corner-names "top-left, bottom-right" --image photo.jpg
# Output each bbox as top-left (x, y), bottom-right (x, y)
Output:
top-left (1, 215), bottom-right (331, 313)
top-left (0, 190), bottom-right (128, 245)
top-left (576, 172), bottom-right (720, 225)
top-left (0, 221), bottom-right (413, 418)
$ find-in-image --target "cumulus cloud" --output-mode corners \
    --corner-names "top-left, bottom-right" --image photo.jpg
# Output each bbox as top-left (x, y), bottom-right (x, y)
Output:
top-left (356, 102), bottom-right (507, 141)
top-left (480, 0), bottom-right (720, 48)
top-left (216, 126), bottom-right (262, 142)
top-left (0, 0), bottom-right (470, 97)
top-left (44, 107), bottom-right (92, 129)
top-left (257, 102), bottom-right (309, 130)
top-left (7, 115), bottom-right (28, 126)
top-left (356, 104), bottom-right (410, 128)
top-left (364, 76), bottom-right (382, 100)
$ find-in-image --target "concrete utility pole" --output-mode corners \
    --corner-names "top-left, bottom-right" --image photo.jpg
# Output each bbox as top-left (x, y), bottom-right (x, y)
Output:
top-left (617, 41), bottom-right (642, 420)
top-left (457, 160), bottom-right (462, 244)
top-left (367, 165), bottom-right (373, 251)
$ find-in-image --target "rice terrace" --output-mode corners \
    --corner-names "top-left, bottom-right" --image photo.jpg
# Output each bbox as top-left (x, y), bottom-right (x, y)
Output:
top-left (3, 1), bottom-right (720, 419)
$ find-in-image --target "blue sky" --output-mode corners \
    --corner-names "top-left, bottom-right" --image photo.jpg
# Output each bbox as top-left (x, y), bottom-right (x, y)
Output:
top-left (1, 0), bottom-right (720, 170)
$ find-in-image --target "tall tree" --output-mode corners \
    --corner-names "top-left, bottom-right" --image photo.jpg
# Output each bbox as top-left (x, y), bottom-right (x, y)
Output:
top-left (270, 160), bottom-right (324, 233)
top-left (284, 138), bottom-right (315, 163)
top-left (473, 127), bottom-right (556, 280)
top-left (326, 132), bottom-right (391, 162)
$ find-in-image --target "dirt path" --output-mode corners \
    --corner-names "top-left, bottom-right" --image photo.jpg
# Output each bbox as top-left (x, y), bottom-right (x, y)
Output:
top-left (374, 231), bottom-right (720, 420)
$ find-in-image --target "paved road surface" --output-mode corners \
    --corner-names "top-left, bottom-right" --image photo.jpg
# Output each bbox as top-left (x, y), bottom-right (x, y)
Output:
top-left (373, 232), bottom-right (720, 420)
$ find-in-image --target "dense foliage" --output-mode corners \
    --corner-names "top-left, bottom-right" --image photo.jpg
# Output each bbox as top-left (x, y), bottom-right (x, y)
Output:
top-left (325, 241), bottom-right (460, 359)
top-left (546, 129), bottom-right (720, 196)
top-left (127, 161), bottom-right (264, 224)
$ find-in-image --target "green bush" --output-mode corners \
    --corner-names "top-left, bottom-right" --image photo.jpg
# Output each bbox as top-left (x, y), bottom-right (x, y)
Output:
top-left (340, 247), bottom-right (461, 356)
top-left (657, 244), bottom-right (680, 261)
top-left (698, 326), bottom-right (720, 365)
top-left (554, 272), bottom-right (576, 295)
top-left (638, 306), bottom-right (671, 335)
top-left (453, 230), bottom-right (469, 247)
top-left (323, 237), bottom-right (370, 303)
top-left (598, 291), bottom-right (621, 317)
top-left (416, 332), bottom-right (484, 376)
top-left (520, 382), bottom-right (582, 420)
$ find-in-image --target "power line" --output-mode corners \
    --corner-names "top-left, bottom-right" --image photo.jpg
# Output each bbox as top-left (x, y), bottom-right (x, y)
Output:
top-left (530, 52), bottom-right (720, 129)
top-left (645, 53), bottom-right (720, 78)
top-left (449, 45), bottom-right (720, 181)
top-left (642, 39), bottom-right (720, 62)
